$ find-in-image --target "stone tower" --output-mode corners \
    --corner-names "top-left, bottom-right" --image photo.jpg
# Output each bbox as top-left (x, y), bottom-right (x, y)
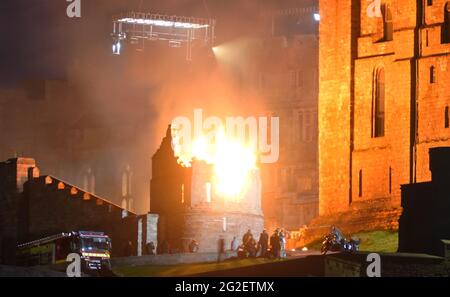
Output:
top-left (150, 127), bottom-right (264, 252)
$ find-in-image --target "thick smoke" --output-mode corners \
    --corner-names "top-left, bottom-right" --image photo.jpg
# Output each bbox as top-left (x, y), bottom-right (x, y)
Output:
top-left (2, 0), bottom-right (280, 213)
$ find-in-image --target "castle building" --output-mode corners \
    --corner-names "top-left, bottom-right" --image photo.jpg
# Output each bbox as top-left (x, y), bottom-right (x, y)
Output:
top-left (255, 0), bottom-right (319, 232)
top-left (316, 0), bottom-right (450, 232)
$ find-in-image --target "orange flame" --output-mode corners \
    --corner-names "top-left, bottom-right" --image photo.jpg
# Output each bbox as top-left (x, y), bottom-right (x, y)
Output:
top-left (172, 127), bottom-right (257, 198)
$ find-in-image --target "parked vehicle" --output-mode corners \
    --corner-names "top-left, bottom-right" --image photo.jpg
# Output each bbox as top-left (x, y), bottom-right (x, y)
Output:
top-left (321, 226), bottom-right (360, 255)
top-left (17, 231), bottom-right (112, 272)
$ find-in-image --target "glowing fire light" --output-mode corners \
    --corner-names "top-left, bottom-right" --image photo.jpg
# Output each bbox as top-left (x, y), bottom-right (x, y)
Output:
top-left (172, 127), bottom-right (257, 198)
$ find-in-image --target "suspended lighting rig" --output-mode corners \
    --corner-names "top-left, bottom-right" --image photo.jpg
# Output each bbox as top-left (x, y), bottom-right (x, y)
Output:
top-left (111, 11), bottom-right (216, 61)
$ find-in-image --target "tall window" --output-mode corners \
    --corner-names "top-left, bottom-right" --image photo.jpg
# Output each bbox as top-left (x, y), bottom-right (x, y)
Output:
top-left (121, 165), bottom-right (132, 197)
top-left (389, 167), bottom-right (392, 194)
top-left (382, 4), bottom-right (393, 41)
top-left (358, 170), bottom-right (363, 198)
top-left (445, 106), bottom-right (449, 128)
top-left (290, 70), bottom-right (303, 89)
top-left (205, 182), bottom-right (212, 203)
top-left (372, 68), bottom-right (386, 138)
top-left (181, 184), bottom-right (185, 204)
top-left (430, 66), bottom-right (436, 84)
top-left (83, 167), bottom-right (95, 194)
top-left (443, 2), bottom-right (450, 44)
top-left (298, 110), bottom-right (315, 142)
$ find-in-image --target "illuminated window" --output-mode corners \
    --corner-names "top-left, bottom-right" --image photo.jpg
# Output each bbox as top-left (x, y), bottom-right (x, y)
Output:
top-left (181, 184), bottom-right (185, 204)
top-left (205, 182), bottom-right (212, 203)
top-left (121, 166), bottom-right (132, 198)
top-left (83, 167), bottom-right (95, 194)
top-left (222, 217), bottom-right (227, 232)
top-left (372, 68), bottom-right (385, 138)
top-left (121, 172), bottom-right (127, 197)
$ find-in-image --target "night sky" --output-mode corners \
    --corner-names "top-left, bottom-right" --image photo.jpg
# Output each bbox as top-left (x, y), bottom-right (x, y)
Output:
top-left (0, 0), bottom-right (273, 87)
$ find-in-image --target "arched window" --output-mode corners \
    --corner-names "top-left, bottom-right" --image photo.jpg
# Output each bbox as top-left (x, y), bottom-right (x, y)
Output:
top-left (372, 68), bottom-right (385, 138)
top-left (442, 2), bottom-right (450, 44)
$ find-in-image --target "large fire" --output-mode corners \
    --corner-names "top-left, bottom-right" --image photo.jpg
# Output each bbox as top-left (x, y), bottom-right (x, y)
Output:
top-left (171, 126), bottom-right (257, 198)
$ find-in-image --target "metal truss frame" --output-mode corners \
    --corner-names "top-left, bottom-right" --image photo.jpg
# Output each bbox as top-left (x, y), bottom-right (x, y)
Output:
top-left (112, 11), bottom-right (216, 61)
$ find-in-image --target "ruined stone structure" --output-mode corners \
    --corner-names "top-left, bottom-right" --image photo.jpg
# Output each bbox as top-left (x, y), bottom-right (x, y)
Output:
top-left (150, 128), bottom-right (264, 253)
top-left (0, 157), bottom-right (139, 264)
top-left (400, 147), bottom-right (450, 257)
top-left (311, 0), bottom-right (450, 240)
top-left (255, 0), bottom-right (319, 232)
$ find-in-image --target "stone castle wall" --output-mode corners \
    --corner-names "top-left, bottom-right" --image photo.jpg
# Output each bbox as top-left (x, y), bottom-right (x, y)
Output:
top-left (0, 158), bottom-right (139, 263)
top-left (318, 0), bottom-right (450, 228)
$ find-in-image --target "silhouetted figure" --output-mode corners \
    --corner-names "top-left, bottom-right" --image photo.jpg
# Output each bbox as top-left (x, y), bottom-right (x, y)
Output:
top-left (242, 229), bottom-right (252, 246)
top-left (258, 229), bottom-right (269, 258)
top-left (279, 230), bottom-right (287, 258)
top-left (145, 242), bottom-right (155, 255)
top-left (123, 241), bottom-right (134, 257)
top-left (245, 234), bottom-right (257, 258)
top-left (270, 229), bottom-right (281, 259)
top-left (217, 237), bottom-right (226, 262)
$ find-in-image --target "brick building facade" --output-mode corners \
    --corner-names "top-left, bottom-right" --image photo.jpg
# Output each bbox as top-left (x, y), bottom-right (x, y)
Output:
top-left (316, 0), bottom-right (450, 233)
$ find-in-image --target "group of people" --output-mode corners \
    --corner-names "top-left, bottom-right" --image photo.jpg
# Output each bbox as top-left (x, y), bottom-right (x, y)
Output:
top-left (233, 228), bottom-right (287, 259)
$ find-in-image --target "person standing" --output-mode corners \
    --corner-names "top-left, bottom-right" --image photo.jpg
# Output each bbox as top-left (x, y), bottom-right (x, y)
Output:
top-left (270, 229), bottom-right (281, 259)
top-left (258, 229), bottom-right (269, 258)
top-left (242, 229), bottom-right (252, 246)
top-left (217, 236), bottom-right (226, 262)
top-left (279, 230), bottom-right (287, 258)
top-left (245, 234), bottom-right (257, 258)
top-left (231, 236), bottom-right (239, 252)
